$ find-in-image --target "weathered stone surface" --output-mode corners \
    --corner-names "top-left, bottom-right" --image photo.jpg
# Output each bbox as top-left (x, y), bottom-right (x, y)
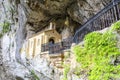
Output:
top-left (16, 0), bottom-right (111, 33)
top-left (0, 0), bottom-right (113, 80)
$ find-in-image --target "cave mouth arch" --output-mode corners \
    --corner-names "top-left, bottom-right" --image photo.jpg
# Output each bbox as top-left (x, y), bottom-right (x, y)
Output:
top-left (49, 38), bottom-right (55, 44)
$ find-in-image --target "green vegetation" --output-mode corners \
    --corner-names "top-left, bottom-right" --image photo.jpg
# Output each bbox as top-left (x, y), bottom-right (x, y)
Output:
top-left (73, 21), bottom-right (120, 80)
top-left (0, 33), bottom-right (3, 38)
top-left (0, 21), bottom-right (11, 38)
top-left (2, 21), bottom-right (10, 33)
top-left (30, 70), bottom-right (40, 80)
top-left (111, 20), bottom-right (120, 31)
top-left (73, 66), bottom-right (81, 76)
top-left (64, 51), bottom-right (70, 60)
top-left (62, 64), bottom-right (70, 80)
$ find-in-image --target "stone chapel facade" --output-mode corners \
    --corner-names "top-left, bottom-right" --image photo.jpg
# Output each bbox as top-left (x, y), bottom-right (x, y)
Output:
top-left (25, 23), bottom-right (62, 59)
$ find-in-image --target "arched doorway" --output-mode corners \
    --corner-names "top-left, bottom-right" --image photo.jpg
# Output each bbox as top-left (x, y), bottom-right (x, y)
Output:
top-left (49, 38), bottom-right (55, 44)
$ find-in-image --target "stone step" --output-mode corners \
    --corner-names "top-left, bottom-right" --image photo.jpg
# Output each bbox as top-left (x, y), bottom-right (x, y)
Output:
top-left (50, 57), bottom-right (64, 63)
top-left (49, 55), bottom-right (62, 59)
top-left (55, 64), bottom-right (64, 69)
top-left (49, 53), bottom-right (64, 58)
top-left (54, 61), bottom-right (62, 64)
top-left (50, 57), bottom-right (62, 60)
top-left (56, 66), bottom-right (64, 69)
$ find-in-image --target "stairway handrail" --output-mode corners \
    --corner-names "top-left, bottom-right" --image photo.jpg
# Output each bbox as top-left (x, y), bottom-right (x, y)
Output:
top-left (73, 0), bottom-right (120, 43)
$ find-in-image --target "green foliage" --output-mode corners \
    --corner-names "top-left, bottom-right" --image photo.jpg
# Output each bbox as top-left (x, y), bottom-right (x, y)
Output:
top-left (62, 64), bottom-right (70, 80)
top-left (31, 70), bottom-right (40, 80)
top-left (111, 20), bottom-right (120, 31)
top-left (73, 21), bottom-right (120, 80)
top-left (64, 52), bottom-right (70, 60)
top-left (2, 21), bottom-right (10, 33)
top-left (0, 21), bottom-right (11, 38)
top-left (0, 33), bottom-right (3, 38)
top-left (73, 66), bottom-right (81, 76)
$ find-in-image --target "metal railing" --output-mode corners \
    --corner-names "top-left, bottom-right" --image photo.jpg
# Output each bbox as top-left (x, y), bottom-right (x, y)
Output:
top-left (41, 0), bottom-right (120, 54)
top-left (73, 0), bottom-right (120, 43)
top-left (49, 42), bottom-right (62, 54)
top-left (41, 37), bottom-right (73, 54)
top-left (41, 43), bottom-right (49, 52)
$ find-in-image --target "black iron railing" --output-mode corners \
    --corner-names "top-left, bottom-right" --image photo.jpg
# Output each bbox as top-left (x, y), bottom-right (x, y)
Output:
top-left (73, 0), bottom-right (120, 43)
top-left (41, 0), bottom-right (120, 54)
top-left (41, 43), bottom-right (49, 52)
top-left (41, 37), bottom-right (73, 54)
top-left (49, 42), bottom-right (62, 54)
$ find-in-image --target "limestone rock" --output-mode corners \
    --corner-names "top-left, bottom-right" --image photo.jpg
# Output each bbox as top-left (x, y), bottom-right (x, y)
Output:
top-left (0, 0), bottom-right (112, 80)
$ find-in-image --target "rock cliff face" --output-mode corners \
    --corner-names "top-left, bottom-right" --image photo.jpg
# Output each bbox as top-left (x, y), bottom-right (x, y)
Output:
top-left (0, 0), bottom-right (111, 80)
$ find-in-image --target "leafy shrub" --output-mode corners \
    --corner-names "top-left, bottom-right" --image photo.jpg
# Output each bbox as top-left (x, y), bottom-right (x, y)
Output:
top-left (2, 21), bottom-right (10, 33)
top-left (62, 64), bottom-right (70, 80)
top-left (31, 70), bottom-right (40, 80)
top-left (111, 20), bottom-right (120, 31)
top-left (0, 33), bottom-right (3, 38)
top-left (0, 21), bottom-right (10, 38)
top-left (73, 66), bottom-right (81, 76)
top-left (73, 21), bottom-right (120, 80)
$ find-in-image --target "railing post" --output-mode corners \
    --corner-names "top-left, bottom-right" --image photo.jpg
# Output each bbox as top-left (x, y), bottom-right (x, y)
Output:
top-left (112, 0), bottom-right (119, 21)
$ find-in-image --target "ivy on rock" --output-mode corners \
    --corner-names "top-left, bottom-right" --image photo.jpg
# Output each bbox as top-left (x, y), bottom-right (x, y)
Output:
top-left (73, 21), bottom-right (120, 80)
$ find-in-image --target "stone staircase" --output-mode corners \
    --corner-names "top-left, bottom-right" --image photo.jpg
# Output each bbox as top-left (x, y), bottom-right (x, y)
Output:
top-left (40, 49), bottom-right (72, 68)
top-left (49, 53), bottom-right (64, 68)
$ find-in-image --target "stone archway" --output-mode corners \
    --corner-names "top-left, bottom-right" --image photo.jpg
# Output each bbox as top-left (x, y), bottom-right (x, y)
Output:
top-left (49, 38), bottom-right (55, 44)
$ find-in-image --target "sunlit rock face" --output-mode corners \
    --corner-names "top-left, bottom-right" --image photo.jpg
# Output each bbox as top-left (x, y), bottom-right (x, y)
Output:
top-left (0, 0), bottom-right (112, 80)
